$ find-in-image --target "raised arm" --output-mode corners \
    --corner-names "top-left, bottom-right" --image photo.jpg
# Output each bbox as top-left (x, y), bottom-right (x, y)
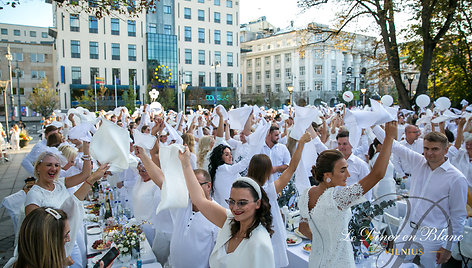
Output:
top-left (216, 107), bottom-right (224, 138)
top-left (65, 142), bottom-right (92, 188)
top-left (358, 121), bottom-right (396, 194)
top-left (275, 132), bottom-right (311, 193)
top-left (135, 146), bottom-right (165, 188)
top-left (179, 146), bottom-right (226, 228)
top-left (455, 118), bottom-right (466, 150)
top-left (73, 163), bottom-right (110, 201)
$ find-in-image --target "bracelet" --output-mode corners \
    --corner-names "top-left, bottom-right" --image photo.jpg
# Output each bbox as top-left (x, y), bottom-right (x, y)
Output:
top-left (84, 180), bottom-right (93, 187)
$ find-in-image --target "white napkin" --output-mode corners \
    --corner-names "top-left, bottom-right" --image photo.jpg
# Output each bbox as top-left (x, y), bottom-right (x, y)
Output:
top-left (289, 104), bottom-right (320, 140)
top-left (228, 106), bottom-right (253, 131)
top-left (461, 99), bottom-right (469, 107)
top-left (90, 118), bottom-right (131, 173)
top-left (431, 109), bottom-right (460, 124)
top-left (67, 122), bottom-right (96, 142)
top-left (416, 109), bottom-right (434, 126)
top-left (156, 144), bottom-right (189, 214)
top-left (211, 105), bottom-right (229, 127)
top-left (164, 120), bottom-right (183, 144)
top-left (133, 129), bottom-right (157, 150)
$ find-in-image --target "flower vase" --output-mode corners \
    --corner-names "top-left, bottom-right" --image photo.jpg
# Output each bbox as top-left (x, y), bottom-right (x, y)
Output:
top-left (119, 253), bottom-right (131, 263)
top-left (19, 140), bottom-right (29, 148)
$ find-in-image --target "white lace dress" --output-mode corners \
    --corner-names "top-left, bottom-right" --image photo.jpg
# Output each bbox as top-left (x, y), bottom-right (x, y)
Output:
top-left (299, 183), bottom-right (366, 268)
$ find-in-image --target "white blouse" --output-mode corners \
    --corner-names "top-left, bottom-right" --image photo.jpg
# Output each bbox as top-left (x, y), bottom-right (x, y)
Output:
top-left (25, 177), bottom-right (72, 209)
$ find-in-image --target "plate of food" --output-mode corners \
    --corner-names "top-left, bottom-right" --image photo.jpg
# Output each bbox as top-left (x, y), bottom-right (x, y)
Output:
top-left (91, 239), bottom-right (111, 251)
top-left (87, 227), bottom-right (101, 235)
top-left (303, 243), bottom-right (311, 254)
top-left (286, 234), bottom-right (302, 246)
top-left (294, 227), bottom-right (309, 239)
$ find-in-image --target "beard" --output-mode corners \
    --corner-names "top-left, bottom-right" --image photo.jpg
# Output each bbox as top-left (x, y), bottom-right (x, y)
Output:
top-left (271, 138), bottom-right (278, 145)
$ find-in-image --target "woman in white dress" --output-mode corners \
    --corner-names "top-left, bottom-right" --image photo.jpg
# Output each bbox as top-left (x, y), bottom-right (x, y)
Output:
top-left (247, 132), bottom-right (311, 268)
top-left (298, 121), bottom-right (396, 268)
top-left (368, 138), bottom-right (397, 205)
top-left (179, 146), bottom-right (275, 268)
top-left (10, 124), bottom-right (20, 150)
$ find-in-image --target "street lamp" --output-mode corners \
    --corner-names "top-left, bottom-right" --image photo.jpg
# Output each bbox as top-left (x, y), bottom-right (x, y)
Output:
top-left (181, 83), bottom-right (188, 113)
top-left (5, 46), bottom-right (14, 124)
top-left (360, 88), bottom-right (367, 106)
top-left (404, 71), bottom-right (416, 99)
top-left (15, 62), bottom-right (21, 121)
top-left (211, 61), bottom-right (220, 106)
top-left (287, 86), bottom-right (294, 106)
top-left (0, 81), bottom-right (10, 141)
top-left (335, 69), bottom-right (342, 105)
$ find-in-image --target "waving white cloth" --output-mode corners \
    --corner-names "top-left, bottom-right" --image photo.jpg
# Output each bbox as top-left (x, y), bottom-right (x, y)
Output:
top-left (228, 106), bottom-right (253, 131)
top-left (61, 195), bottom-right (84, 257)
top-left (132, 178), bottom-right (158, 222)
top-left (211, 105), bottom-right (229, 127)
top-left (416, 109), bottom-right (434, 126)
top-left (156, 144), bottom-right (189, 214)
top-left (164, 120), bottom-right (183, 144)
top-left (90, 118), bottom-right (131, 173)
top-left (247, 119), bottom-right (271, 153)
top-left (68, 122), bottom-right (96, 142)
top-left (289, 104), bottom-right (321, 140)
top-left (431, 109), bottom-right (460, 123)
top-left (133, 129), bottom-right (157, 150)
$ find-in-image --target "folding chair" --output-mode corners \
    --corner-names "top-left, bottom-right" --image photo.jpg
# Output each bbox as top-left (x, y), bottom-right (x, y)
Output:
top-left (383, 212), bottom-right (402, 235)
top-left (1, 190), bottom-right (26, 235)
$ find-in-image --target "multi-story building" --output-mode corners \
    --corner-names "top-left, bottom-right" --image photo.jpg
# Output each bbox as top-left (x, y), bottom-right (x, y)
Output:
top-left (0, 23), bottom-right (55, 119)
top-left (175, 0), bottom-right (241, 108)
top-left (51, 2), bottom-right (147, 110)
top-left (241, 20), bottom-right (377, 107)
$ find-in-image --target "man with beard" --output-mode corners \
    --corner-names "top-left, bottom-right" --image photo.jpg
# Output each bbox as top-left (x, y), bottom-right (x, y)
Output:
top-left (260, 124), bottom-right (291, 183)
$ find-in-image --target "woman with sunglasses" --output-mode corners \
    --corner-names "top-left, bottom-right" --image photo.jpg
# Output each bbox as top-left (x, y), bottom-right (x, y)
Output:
top-left (179, 146), bottom-right (275, 268)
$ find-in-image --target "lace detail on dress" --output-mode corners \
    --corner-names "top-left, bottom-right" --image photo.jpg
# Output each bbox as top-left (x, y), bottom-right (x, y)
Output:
top-left (299, 188), bottom-right (310, 219)
top-left (333, 183), bottom-right (364, 211)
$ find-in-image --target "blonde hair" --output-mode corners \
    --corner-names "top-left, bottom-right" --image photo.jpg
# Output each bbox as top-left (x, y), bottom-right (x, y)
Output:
top-left (197, 136), bottom-right (213, 169)
top-left (182, 133), bottom-right (196, 153)
top-left (15, 207), bottom-right (68, 268)
top-left (58, 145), bottom-right (78, 162)
top-left (34, 152), bottom-right (62, 180)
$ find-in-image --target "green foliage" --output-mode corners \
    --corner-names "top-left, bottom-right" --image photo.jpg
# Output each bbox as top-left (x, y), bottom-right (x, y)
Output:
top-left (75, 85), bottom-right (110, 111)
top-left (155, 87), bottom-right (176, 111)
top-left (122, 86), bottom-right (137, 114)
top-left (26, 78), bottom-right (59, 117)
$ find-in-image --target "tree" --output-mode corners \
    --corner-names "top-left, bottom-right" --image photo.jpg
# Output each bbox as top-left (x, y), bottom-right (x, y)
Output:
top-left (76, 85), bottom-right (110, 111)
top-left (298, 0), bottom-right (460, 108)
top-left (26, 78), bottom-right (59, 117)
top-left (122, 86), bottom-right (137, 114)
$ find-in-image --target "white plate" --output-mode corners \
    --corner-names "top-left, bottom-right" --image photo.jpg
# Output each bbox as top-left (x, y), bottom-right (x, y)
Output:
top-left (87, 227), bottom-right (101, 235)
top-left (294, 227), bottom-right (308, 240)
top-left (286, 234), bottom-right (302, 246)
top-left (302, 243), bottom-right (311, 254)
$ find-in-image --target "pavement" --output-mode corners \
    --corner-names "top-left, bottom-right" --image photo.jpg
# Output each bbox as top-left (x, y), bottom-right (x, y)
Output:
top-left (0, 138), bottom-right (36, 266)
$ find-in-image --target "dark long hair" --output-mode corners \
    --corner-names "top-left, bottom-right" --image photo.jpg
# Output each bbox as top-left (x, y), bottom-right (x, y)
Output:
top-left (247, 154), bottom-right (272, 186)
top-left (230, 180), bottom-right (274, 238)
top-left (311, 150), bottom-right (344, 184)
top-left (368, 138), bottom-right (381, 160)
top-left (208, 144), bottom-right (231, 195)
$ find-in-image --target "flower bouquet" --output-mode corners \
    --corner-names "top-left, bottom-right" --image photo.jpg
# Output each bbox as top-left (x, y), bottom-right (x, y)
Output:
top-left (112, 225), bottom-right (146, 256)
top-left (19, 130), bottom-right (33, 141)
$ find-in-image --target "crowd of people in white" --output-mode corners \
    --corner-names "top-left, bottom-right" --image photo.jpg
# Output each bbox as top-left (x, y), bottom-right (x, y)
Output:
top-left (2, 97), bottom-right (472, 268)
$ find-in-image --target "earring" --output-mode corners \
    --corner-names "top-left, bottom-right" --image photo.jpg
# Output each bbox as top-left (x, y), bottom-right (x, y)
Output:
top-left (326, 178), bottom-right (331, 183)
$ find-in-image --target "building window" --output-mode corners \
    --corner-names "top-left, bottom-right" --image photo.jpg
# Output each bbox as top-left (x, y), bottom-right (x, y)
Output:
top-left (256, 85), bottom-right (261, 93)
top-left (32, 70), bottom-right (45, 79)
top-left (214, 51), bottom-right (221, 63)
top-left (265, 85), bottom-right (271, 93)
top-left (184, 8), bottom-right (191, 19)
top-left (300, 81), bottom-right (305, 91)
top-left (198, 72), bottom-right (205, 86)
top-left (129, 68), bottom-right (137, 84)
top-left (71, 40), bottom-right (80, 58)
top-left (1, 28), bottom-right (7, 35)
top-left (42, 32), bottom-right (48, 38)
top-left (185, 49), bottom-right (192, 64)
top-left (31, 53), bottom-right (45, 62)
top-left (70, 14), bottom-right (79, 32)
top-left (275, 83), bottom-right (281, 92)
top-left (13, 53), bottom-right (23, 62)
top-left (247, 86), bottom-right (252, 94)
top-left (285, 53), bottom-right (291, 63)
top-left (163, 24), bottom-right (172, 35)
top-left (226, 14), bottom-right (233, 25)
top-left (265, 70), bottom-right (270, 79)
top-left (226, 31), bottom-right (233, 46)
top-left (198, 28), bottom-right (205, 43)
top-left (214, 30), bottom-right (220, 44)
top-left (12, 88), bottom-right (25, 95)
top-left (299, 66), bottom-right (305, 76)
top-left (285, 68), bottom-right (292, 78)
top-left (30, 31), bottom-right (36, 37)
top-left (247, 72), bottom-right (252, 81)
top-left (227, 52), bottom-right (233, 67)
top-left (128, 20), bottom-right (136, 36)
top-left (90, 67), bottom-right (99, 84)
top-left (227, 73), bottom-right (233, 87)
top-left (214, 0), bottom-right (220, 6)
top-left (256, 71), bottom-right (261, 80)
top-left (216, 73), bottom-right (221, 87)
top-left (89, 42), bottom-right (99, 59)
top-left (184, 26), bottom-right (191, 41)
top-left (71, 67), bottom-right (81, 84)
top-left (111, 18), bottom-right (119, 35)
top-left (275, 54), bottom-right (280, 64)
top-left (314, 81), bottom-right (323, 90)
top-left (226, 0), bottom-right (232, 7)
top-left (88, 16), bottom-right (98, 33)
top-left (112, 43), bottom-right (120, 60)
top-left (148, 23), bottom-right (157, 33)
top-left (214, 12), bottom-right (220, 23)
top-left (128, 44), bottom-right (136, 61)
top-left (275, 69), bottom-right (280, 78)
top-left (265, 56), bottom-right (270, 66)
top-left (164, 5), bottom-right (171, 14)
top-left (315, 65), bottom-right (322, 75)
top-left (255, 58), bottom-right (261, 67)
top-left (247, 60), bottom-right (252, 68)
top-left (184, 71), bottom-right (192, 84)
top-left (112, 68), bottom-right (121, 85)
top-left (198, 50), bottom-right (205, 65)
top-left (198, 9), bottom-right (204, 21)
top-left (11, 69), bottom-right (24, 78)
top-left (13, 29), bottom-right (20, 36)
top-left (198, 0), bottom-right (204, 3)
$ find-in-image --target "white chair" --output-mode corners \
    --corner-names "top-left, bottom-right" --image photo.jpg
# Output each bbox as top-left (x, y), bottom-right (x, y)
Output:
top-left (1, 190), bottom-right (26, 235)
top-left (383, 212), bottom-right (402, 235)
top-left (453, 225), bottom-right (472, 266)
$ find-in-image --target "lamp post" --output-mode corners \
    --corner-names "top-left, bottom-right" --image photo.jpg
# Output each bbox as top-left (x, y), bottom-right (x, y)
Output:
top-left (181, 83), bottom-right (188, 113)
top-left (335, 69), bottom-right (342, 105)
top-left (287, 86), bottom-right (294, 106)
top-left (360, 87), bottom-right (367, 106)
top-left (211, 61), bottom-right (220, 106)
top-left (0, 81), bottom-right (9, 141)
top-left (5, 46), bottom-right (14, 124)
top-left (15, 61), bottom-right (21, 121)
top-left (404, 71), bottom-right (416, 99)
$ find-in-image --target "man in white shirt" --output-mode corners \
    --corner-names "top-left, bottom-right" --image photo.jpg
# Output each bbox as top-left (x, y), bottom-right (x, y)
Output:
top-left (260, 125), bottom-right (291, 183)
top-left (21, 125), bottom-right (59, 176)
top-left (336, 129), bottom-right (371, 200)
top-left (374, 128), bottom-right (467, 267)
top-left (168, 169), bottom-right (218, 268)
